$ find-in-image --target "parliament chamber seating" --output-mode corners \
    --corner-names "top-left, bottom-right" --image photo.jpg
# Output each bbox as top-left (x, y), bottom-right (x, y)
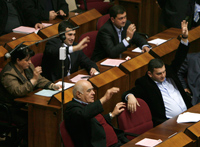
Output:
top-left (118, 98), bottom-right (153, 140)
top-left (76, 0), bottom-right (113, 14)
top-left (78, 30), bottom-right (98, 58)
top-left (96, 14), bottom-right (110, 30)
top-left (60, 121), bottom-right (74, 147)
top-left (31, 53), bottom-right (43, 67)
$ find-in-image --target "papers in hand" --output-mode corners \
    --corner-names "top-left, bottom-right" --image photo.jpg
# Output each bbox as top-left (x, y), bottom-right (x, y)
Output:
top-left (148, 38), bottom-right (167, 46)
top-left (100, 59), bottom-right (126, 67)
top-left (135, 138), bottom-right (162, 147)
top-left (177, 112), bottom-right (200, 123)
top-left (132, 47), bottom-right (142, 53)
top-left (70, 74), bottom-right (91, 83)
top-left (34, 82), bottom-right (74, 97)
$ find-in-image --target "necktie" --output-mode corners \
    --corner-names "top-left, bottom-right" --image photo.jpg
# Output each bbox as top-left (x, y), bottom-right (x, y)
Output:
top-left (65, 54), bottom-right (70, 76)
top-left (194, 4), bottom-right (199, 22)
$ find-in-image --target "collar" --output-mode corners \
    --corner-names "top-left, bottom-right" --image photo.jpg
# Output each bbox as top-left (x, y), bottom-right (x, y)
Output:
top-left (113, 24), bottom-right (123, 33)
top-left (154, 77), bottom-right (167, 84)
top-left (73, 98), bottom-right (88, 105)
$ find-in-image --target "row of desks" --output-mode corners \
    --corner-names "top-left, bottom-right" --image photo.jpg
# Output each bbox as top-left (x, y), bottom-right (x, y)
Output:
top-left (12, 25), bottom-right (200, 146)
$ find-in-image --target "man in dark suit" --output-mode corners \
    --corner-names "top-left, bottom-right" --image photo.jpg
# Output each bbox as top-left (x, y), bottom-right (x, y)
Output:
top-left (91, 5), bottom-right (150, 62)
top-left (157, 0), bottom-right (200, 29)
top-left (41, 21), bottom-right (99, 82)
top-left (64, 80), bottom-right (129, 147)
top-left (20, 0), bottom-right (69, 28)
top-left (122, 20), bottom-right (192, 126)
top-left (177, 52), bottom-right (200, 105)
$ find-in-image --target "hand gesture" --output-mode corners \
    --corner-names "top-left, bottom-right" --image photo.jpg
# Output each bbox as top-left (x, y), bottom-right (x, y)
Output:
top-left (34, 23), bottom-right (45, 30)
top-left (142, 46), bottom-right (150, 53)
top-left (30, 66), bottom-right (42, 85)
top-left (111, 102), bottom-right (126, 118)
top-left (49, 10), bottom-right (57, 20)
top-left (90, 68), bottom-right (98, 76)
top-left (100, 87), bottom-right (120, 104)
top-left (126, 24), bottom-right (136, 40)
top-left (127, 94), bottom-right (140, 113)
top-left (73, 36), bottom-right (90, 52)
top-left (58, 10), bottom-right (66, 16)
top-left (181, 20), bottom-right (188, 38)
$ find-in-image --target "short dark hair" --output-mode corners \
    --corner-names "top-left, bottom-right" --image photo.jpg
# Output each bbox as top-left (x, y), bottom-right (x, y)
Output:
top-left (58, 21), bottom-right (75, 33)
top-left (109, 5), bottom-right (126, 18)
top-left (148, 58), bottom-right (164, 73)
top-left (11, 44), bottom-right (35, 63)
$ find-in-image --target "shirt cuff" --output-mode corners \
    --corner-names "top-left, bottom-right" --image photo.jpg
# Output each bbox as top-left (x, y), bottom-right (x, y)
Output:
top-left (122, 38), bottom-right (129, 47)
top-left (181, 39), bottom-right (189, 46)
top-left (142, 44), bottom-right (152, 49)
top-left (125, 93), bottom-right (134, 101)
top-left (69, 46), bottom-right (73, 53)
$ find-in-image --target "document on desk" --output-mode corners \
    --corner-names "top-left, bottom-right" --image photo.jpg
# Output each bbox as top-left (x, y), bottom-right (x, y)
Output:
top-left (34, 82), bottom-right (74, 97)
top-left (70, 74), bottom-right (90, 83)
top-left (148, 38), bottom-right (167, 46)
top-left (100, 59), bottom-right (126, 67)
top-left (177, 112), bottom-right (200, 123)
top-left (135, 138), bottom-right (162, 147)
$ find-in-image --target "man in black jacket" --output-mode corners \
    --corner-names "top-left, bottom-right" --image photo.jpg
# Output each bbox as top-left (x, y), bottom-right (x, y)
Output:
top-left (91, 5), bottom-right (150, 62)
top-left (64, 80), bottom-right (128, 147)
top-left (41, 21), bottom-right (99, 82)
top-left (122, 20), bottom-right (192, 126)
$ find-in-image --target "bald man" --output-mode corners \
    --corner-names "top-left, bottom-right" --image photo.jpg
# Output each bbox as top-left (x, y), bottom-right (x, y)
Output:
top-left (64, 80), bottom-right (129, 147)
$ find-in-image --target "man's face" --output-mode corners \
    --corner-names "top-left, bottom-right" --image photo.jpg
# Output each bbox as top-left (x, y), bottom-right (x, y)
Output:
top-left (111, 12), bottom-right (127, 29)
top-left (64, 28), bottom-right (76, 46)
top-left (148, 65), bottom-right (166, 83)
top-left (79, 81), bottom-right (95, 104)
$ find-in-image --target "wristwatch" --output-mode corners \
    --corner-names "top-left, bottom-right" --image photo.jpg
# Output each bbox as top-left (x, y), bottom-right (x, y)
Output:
top-left (125, 37), bottom-right (131, 42)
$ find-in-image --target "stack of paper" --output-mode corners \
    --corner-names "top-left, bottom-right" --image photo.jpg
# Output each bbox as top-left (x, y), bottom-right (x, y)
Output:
top-left (100, 59), bottom-right (126, 67)
top-left (13, 26), bottom-right (38, 34)
top-left (148, 38), bottom-right (167, 46)
top-left (177, 112), bottom-right (200, 123)
top-left (135, 138), bottom-right (162, 147)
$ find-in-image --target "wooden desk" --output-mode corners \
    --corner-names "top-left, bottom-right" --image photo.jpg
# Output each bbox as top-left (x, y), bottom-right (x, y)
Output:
top-left (121, 103), bottom-right (200, 147)
top-left (0, 46), bottom-right (9, 68)
top-left (38, 9), bottom-right (102, 42)
top-left (119, 52), bottom-right (154, 89)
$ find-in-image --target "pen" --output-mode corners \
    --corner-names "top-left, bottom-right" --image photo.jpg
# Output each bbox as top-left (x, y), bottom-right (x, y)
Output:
top-left (168, 132), bottom-right (177, 138)
top-left (81, 76), bottom-right (91, 79)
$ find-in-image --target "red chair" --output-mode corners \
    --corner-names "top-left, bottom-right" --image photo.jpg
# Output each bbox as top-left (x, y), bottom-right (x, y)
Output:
top-left (78, 30), bottom-right (98, 59)
top-left (76, 0), bottom-right (113, 14)
top-left (118, 98), bottom-right (153, 140)
top-left (31, 53), bottom-right (43, 67)
top-left (60, 121), bottom-right (74, 147)
top-left (96, 14), bottom-right (110, 30)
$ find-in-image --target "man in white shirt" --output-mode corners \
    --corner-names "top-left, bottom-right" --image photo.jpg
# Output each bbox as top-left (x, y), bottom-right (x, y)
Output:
top-left (122, 20), bottom-right (192, 126)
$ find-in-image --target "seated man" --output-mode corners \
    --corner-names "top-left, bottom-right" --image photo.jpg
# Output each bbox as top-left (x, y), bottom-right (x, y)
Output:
top-left (0, 44), bottom-right (60, 146)
top-left (177, 52), bottom-right (200, 105)
top-left (20, 0), bottom-right (69, 28)
top-left (122, 20), bottom-right (192, 126)
top-left (91, 5), bottom-right (150, 62)
top-left (41, 21), bottom-right (99, 82)
top-left (64, 80), bottom-right (129, 147)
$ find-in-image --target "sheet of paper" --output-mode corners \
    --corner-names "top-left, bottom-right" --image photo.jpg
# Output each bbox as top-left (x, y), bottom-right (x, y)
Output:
top-left (12, 26), bottom-right (38, 34)
top-left (42, 23), bottom-right (52, 27)
top-left (177, 112), bottom-right (200, 123)
top-left (135, 138), bottom-right (162, 147)
top-left (148, 38), bottom-right (167, 46)
top-left (55, 81), bottom-right (75, 91)
top-left (100, 59), bottom-right (126, 67)
top-left (132, 47), bottom-right (142, 53)
top-left (35, 89), bottom-right (59, 97)
top-left (70, 74), bottom-right (90, 83)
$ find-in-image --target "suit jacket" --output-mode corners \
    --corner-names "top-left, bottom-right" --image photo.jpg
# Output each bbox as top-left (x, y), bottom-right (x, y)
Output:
top-left (0, 62), bottom-right (52, 104)
top-left (20, 0), bottom-right (69, 27)
top-left (178, 52), bottom-right (200, 105)
top-left (157, 0), bottom-right (196, 28)
top-left (64, 99), bottom-right (129, 147)
top-left (91, 20), bottom-right (149, 62)
top-left (41, 38), bottom-right (99, 82)
top-left (122, 42), bottom-right (192, 126)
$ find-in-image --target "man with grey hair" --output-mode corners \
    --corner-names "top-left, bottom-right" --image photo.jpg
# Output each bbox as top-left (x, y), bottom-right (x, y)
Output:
top-left (64, 80), bottom-right (129, 147)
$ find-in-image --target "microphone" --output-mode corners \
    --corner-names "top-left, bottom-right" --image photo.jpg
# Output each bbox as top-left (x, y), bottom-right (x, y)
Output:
top-left (4, 41), bottom-right (25, 59)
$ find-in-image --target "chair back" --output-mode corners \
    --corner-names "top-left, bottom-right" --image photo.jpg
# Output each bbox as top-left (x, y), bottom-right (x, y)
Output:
top-left (78, 31), bottom-right (98, 58)
top-left (31, 53), bottom-right (43, 67)
top-left (0, 68), bottom-right (2, 73)
top-left (118, 98), bottom-right (153, 140)
top-left (97, 14), bottom-right (110, 30)
top-left (60, 121), bottom-right (74, 147)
